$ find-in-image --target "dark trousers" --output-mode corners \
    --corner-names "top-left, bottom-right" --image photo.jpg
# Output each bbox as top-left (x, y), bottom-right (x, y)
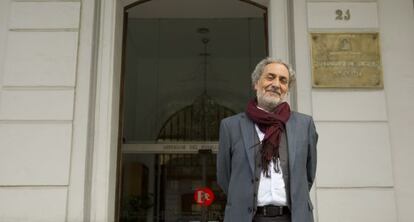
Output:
top-left (253, 214), bottom-right (291, 222)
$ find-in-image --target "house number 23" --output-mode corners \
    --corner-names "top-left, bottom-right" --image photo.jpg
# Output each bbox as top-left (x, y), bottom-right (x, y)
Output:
top-left (335, 9), bottom-right (351, 20)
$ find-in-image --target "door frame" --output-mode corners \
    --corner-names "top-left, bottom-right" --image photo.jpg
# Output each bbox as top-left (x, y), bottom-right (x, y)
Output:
top-left (87, 0), bottom-right (299, 221)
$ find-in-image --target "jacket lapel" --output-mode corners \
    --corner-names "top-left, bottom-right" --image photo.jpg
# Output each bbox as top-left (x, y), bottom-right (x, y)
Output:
top-left (240, 113), bottom-right (256, 175)
top-left (286, 112), bottom-right (297, 171)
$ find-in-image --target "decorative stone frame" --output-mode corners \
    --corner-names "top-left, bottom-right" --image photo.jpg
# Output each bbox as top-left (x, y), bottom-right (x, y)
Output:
top-left (87, 0), bottom-right (303, 221)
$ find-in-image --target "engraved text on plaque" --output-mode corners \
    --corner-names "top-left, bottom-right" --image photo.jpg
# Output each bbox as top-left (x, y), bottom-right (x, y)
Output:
top-left (311, 33), bottom-right (383, 88)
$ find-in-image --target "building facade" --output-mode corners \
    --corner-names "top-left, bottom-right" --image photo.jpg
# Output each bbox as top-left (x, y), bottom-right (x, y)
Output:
top-left (0, 0), bottom-right (413, 221)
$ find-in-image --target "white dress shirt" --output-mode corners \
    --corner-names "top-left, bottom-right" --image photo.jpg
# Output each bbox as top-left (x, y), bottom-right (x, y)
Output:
top-left (255, 125), bottom-right (287, 206)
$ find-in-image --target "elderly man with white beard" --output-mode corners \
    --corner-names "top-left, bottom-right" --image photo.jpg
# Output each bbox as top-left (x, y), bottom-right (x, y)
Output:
top-left (217, 58), bottom-right (318, 222)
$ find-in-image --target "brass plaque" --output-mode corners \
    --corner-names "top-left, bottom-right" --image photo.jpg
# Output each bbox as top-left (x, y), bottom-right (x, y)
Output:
top-left (310, 33), bottom-right (383, 88)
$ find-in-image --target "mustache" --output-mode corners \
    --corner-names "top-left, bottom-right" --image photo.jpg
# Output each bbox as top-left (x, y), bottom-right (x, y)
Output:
top-left (265, 86), bottom-right (281, 95)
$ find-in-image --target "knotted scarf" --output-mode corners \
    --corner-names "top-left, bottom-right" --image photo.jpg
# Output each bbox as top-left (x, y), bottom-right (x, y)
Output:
top-left (246, 99), bottom-right (291, 177)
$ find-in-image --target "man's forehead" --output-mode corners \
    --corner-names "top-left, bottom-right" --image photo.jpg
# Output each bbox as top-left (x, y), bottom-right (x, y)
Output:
top-left (262, 63), bottom-right (289, 75)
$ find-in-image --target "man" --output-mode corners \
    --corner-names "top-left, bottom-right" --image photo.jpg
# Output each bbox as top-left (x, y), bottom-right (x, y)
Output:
top-left (217, 58), bottom-right (318, 222)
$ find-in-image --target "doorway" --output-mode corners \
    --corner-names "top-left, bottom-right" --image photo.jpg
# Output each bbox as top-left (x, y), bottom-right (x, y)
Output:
top-left (117, 1), bottom-right (267, 221)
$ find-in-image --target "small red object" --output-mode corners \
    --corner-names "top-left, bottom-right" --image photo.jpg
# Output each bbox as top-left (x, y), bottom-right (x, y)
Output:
top-left (194, 187), bottom-right (215, 206)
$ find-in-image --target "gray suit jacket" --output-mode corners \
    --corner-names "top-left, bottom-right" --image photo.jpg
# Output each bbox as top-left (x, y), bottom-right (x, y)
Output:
top-left (217, 111), bottom-right (318, 222)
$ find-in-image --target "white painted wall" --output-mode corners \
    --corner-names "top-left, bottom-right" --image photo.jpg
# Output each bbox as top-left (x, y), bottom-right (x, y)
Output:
top-left (300, 1), bottom-right (414, 222)
top-left (307, 1), bottom-right (396, 221)
top-left (0, 1), bottom-right (82, 221)
top-left (378, 1), bottom-right (414, 222)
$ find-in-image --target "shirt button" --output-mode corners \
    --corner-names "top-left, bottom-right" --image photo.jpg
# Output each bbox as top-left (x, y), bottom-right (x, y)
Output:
top-left (251, 179), bottom-right (254, 184)
top-left (248, 207), bottom-right (253, 213)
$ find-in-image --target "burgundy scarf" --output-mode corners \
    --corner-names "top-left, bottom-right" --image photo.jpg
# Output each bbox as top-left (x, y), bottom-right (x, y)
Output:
top-left (246, 99), bottom-right (291, 177)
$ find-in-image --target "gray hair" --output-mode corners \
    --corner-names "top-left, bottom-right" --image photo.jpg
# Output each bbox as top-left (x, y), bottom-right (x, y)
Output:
top-left (251, 57), bottom-right (296, 87)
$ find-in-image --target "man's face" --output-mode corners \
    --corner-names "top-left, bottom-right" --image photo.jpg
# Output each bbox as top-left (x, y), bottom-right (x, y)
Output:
top-left (254, 63), bottom-right (290, 111)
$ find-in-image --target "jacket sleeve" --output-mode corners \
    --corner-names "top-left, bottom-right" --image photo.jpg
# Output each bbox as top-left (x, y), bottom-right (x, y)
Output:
top-left (217, 120), bottom-right (232, 195)
top-left (307, 117), bottom-right (318, 191)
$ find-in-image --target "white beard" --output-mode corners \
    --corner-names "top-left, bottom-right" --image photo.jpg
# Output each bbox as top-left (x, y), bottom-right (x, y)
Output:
top-left (256, 89), bottom-right (286, 112)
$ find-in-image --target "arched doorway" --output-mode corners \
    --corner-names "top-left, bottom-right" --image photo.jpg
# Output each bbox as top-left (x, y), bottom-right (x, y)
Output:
top-left (117, 0), bottom-right (267, 221)
top-left (89, 0), bottom-right (298, 221)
